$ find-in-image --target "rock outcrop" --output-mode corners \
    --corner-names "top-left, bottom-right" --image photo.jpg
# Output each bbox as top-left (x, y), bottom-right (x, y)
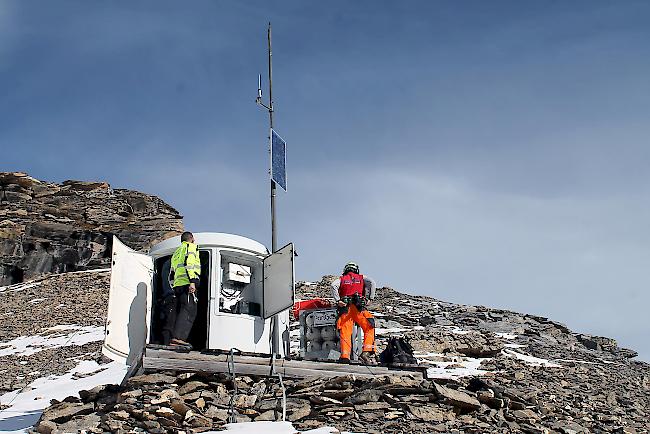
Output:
top-left (0, 172), bottom-right (183, 285)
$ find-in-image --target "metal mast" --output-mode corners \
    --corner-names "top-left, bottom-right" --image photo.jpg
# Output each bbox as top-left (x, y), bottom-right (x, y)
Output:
top-left (256, 23), bottom-right (277, 253)
top-left (256, 22), bottom-right (280, 357)
top-left (268, 23), bottom-right (277, 254)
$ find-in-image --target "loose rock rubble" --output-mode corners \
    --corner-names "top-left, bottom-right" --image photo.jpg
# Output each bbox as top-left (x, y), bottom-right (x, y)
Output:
top-left (0, 172), bottom-right (183, 285)
top-left (292, 278), bottom-right (650, 433)
top-left (18, 275), bottom-right (649, 433)
top-left (0, 271), bottom-right (111, 394)
top-left (28, 372), bottom-right (507, 433)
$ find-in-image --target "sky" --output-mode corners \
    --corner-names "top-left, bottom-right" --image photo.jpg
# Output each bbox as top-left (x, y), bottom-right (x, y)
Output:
top-left (1, 1), bottom-right (649, 361)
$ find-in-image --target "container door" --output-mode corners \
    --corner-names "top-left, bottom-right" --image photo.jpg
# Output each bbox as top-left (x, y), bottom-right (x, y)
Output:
top-left (103, 236), bottom-right (153, 365)
top-left (262, 242), bottom-right (295, 319)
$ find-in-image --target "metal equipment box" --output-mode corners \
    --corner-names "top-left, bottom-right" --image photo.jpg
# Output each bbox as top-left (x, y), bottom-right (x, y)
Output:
top-left (298, 307), bottom-right (364, 361)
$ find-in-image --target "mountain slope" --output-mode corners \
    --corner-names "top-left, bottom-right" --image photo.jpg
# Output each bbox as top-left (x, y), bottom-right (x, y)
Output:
top-left (0, 273), bottom-right (647, 433)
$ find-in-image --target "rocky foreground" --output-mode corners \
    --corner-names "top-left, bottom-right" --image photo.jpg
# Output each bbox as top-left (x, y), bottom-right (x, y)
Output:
top-left (8, 274), bottom-right (646, 433)
top-left (0, 270), bottom-right (110, 395)
top-left (0, 172), bottom-right (183, 285)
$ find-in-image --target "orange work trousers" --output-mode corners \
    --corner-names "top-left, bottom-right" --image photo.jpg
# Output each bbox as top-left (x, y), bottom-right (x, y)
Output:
top-left (336, 304), bottom-right (375, 360)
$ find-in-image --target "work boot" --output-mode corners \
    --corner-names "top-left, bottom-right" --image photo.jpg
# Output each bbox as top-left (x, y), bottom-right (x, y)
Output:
top-left (170, 339), bottom-right (193, 350)
top-left (338, 357), bottom-right (351, 364)
top-left (359, 351), bottom-right (377, 365)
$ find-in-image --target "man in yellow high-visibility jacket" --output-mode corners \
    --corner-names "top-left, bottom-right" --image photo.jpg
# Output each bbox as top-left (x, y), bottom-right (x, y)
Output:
top-left (161, 231), bottom-right (201, 347)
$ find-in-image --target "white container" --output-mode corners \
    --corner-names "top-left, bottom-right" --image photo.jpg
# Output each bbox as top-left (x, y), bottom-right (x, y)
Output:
top-left (103, 234), bottom-right (295, 365)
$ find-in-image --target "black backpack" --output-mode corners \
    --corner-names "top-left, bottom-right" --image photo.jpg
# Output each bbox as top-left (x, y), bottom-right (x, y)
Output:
top-left (380, 337), bottom-right (418, 365)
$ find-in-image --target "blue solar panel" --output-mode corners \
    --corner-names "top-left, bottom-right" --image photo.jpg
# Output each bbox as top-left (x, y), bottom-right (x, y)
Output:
top-left (271, 129), bottom-right (287, 191)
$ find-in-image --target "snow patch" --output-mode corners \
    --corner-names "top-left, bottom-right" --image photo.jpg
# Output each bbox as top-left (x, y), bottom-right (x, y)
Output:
top-left (0, 360), bottom-right (127, 433)
top-left (0, 282), bottom-right (42, 294)
top-left (375, 327), bottom-right (409, 335)
top-left (444, 326), bottom-right (471, 335)
top-left (503, 349), bottom-right (562, 368)
top-left (205, 421), bottom-right (358, 433)
top-left (416, 352), bottom-right (489, 379)
top-left (27, 298), bottom-right (46, 304)
top-left (553, 358), bottom-right (624, 367)
top-left (0, 269), bottom-right (109, 295)
top-left (504, 343), bottom-right (527, 349)
top-left (0, 326), bottom-right (105, 357)
top-left (495, 332), bottom-right (518, 340)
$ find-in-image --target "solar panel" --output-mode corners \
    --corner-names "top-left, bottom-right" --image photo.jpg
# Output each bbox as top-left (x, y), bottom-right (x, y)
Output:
top-left (271, 129), bottom-right (287, 191)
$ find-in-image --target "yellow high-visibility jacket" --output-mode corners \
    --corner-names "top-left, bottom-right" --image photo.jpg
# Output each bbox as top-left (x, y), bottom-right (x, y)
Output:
top-left (171, 241), bottom-right (200, 287)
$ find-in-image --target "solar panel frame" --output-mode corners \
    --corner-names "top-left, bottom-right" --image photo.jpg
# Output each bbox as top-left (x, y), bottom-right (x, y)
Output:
top-left (270, 129), bottom-right (287, 191)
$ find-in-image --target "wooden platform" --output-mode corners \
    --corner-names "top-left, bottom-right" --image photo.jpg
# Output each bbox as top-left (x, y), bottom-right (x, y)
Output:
top-left (143, 348), bottom-right (428, 380)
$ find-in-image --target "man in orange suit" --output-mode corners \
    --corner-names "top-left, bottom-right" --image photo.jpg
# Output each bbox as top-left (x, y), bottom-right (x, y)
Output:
top-left (331, 262), bottom-right (377, 364)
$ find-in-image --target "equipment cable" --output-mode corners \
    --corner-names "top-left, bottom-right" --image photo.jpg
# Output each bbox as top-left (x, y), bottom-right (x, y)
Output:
top-left (269, 355), bottom-right (287, 421)
top-left (226, 347), bottom-right (241, 423)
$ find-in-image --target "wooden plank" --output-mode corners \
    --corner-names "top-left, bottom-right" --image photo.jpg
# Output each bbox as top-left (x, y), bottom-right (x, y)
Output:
top-left (142, 357), bottom-right (390, 379)
top-left (143, 349), bottom-right (418, 377)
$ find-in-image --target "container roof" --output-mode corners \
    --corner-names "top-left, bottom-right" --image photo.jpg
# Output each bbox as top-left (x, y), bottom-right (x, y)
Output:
top-left (149, 232), bottom-right (268, 256)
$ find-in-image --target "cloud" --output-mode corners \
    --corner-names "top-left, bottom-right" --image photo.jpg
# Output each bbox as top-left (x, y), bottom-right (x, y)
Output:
top-left (276, 164), bottom-right (650, 359)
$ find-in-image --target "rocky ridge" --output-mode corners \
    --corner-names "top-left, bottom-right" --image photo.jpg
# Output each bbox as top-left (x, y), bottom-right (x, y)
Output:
top-left (0, 172), bottom-right (183, 285)
top-left (14, 274), bottom-right (649, 433)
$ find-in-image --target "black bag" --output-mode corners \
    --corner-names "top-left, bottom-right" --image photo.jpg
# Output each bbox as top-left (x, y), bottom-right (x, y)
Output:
top-left (379, 337), bottom-right (418, 365)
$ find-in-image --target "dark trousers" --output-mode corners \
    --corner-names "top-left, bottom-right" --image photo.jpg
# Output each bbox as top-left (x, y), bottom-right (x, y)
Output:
top-left (160, 285), bottom-right (197, 344)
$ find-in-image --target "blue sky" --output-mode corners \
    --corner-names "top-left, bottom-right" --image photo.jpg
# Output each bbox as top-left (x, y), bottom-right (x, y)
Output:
top-left (1, 1), bottom-right (649, 361)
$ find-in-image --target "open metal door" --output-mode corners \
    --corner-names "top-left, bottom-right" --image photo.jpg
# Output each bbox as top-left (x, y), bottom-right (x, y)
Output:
top-left (262, 242), bottom-right (295, 320)
top-left (102, 236), bottom-right (153, 365)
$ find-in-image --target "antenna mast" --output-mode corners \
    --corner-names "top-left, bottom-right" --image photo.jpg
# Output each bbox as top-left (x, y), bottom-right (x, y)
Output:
top-left (256, 23), bottom-right (277, 253)
top-left (256, 22), bottom-right (281, 358)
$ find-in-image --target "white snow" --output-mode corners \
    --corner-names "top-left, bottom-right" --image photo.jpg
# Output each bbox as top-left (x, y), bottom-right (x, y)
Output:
top-left (553, 358), bottom-right (623, 366)
top-left (504, 343), bottom-right (527, 349)
top-left (0, 282), bottom-right (42, 294)
top-left (0, 269), bottom-right (109, 295)
top-left (27, 298), bottom-right (46, 304)
top-left (416, 352), bottom-right (489, 379)
top-left (503, 349), bottom-right (562, 368)
top-left (205, 421), bottom-right (360, 434)
top-left (0, 360), bottom-right (127, 433)
top-left (495, 332), bottom-right (518, 340)
top-left (375, 327), bottom-right (409, 335)
top-left (444, 326), bottom-right (472, 335)
top-left (0, 326), bottom-right (105, 357)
